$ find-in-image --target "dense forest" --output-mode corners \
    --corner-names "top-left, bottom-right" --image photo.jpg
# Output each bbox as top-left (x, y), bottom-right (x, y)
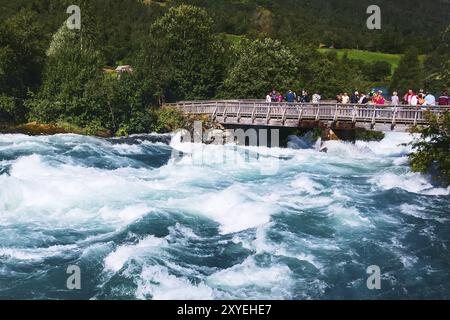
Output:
top-left (2, 0), bottom-right (449, 55)
top-left (0, 0), bottom-right (449, 135)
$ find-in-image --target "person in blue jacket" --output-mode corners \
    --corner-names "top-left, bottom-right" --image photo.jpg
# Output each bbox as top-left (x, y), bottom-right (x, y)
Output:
top-left (286, 90), bottom-right (295, 103)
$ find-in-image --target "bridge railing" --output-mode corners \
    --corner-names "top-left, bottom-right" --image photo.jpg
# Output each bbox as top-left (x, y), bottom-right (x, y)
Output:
top-left (165, 100), bottom-right (450, 127)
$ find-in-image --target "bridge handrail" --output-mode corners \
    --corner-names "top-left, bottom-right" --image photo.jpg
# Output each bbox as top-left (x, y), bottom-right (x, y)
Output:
top-left (165, 100), bottom-right (449, 130)
top-left (165, 100), bottom-right (450, 110)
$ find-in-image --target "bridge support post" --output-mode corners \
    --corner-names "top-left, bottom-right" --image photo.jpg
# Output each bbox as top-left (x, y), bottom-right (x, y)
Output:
top-left (237, 102), bottom-right (242, 123)
top-left (297, 107), bottom-right (304, 126)
top-left (223, 103), bottom-right (228, 123)
top-left (282, 108), bottom-right (287, 125)
top-left (371, 108), bottom-right (376, 130)
top-left (391, 108), bottom-right (397, 130)
top-left (266, 107), bottom-right (271, 124)
top-left (413, 109), bottom-right (419, 126)
top-left (251, 103), bottom-right (256, 124)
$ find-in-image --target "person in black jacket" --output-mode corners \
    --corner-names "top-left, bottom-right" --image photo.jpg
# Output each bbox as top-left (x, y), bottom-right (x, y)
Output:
top-left (300, 90), bottom-right (310, 103)
top-left (351, 91), bottom-right (359, 104)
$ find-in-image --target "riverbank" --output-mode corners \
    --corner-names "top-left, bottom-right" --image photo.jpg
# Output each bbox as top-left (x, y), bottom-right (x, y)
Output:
top-left (0, 122), bottom-right (112, 137)
top-left (0, 120), bottom-right (386, 145)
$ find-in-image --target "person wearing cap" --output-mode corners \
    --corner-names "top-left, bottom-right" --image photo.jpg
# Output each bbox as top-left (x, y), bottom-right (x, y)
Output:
top-left (351, 91), bottom-right (359, 104)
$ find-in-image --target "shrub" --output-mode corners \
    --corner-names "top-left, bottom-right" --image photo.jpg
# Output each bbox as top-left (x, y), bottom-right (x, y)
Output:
top-left (116, 111), bottom-right (158, 136)
top-left (355, 130), bottom-right (385, 141)
top-left (0, 95), bottom-right (26, 124)
top-left (409, 111), bottom-right (450, 186)
top-left (152, 107), bottom-right (186, 133)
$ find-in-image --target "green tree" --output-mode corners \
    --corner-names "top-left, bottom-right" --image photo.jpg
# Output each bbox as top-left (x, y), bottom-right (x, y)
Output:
top-left (423, 29), bottom-right (449, 95)
top-left (28, 23), bottom-right (108, 126)
top-left (410, 111), bottom-right (450, 186)
top-left (368, 61), bottom-right (391, 82)
top-left (389, 48), bottom-right (424, 95)
top-left (222, 38), bottom-right (297, 98)
top-left (102, 72), bottom-right (156, 134)
top-left (47, 24), bottom-right (78, 57)
top-left (142, 5), bottom-right (224, 102)
top-left (0, 95), bottom-right (25, 124)
top-left (29, 21), bottom-right (157, 134)
top-left (0, 8), bottom-right (46, 98)
top-left (292, 46), bottom-right (369, 99)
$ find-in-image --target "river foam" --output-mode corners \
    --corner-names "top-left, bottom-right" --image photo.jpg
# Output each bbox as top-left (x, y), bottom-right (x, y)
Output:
top-left (0, 132), bottom-right (449, 300)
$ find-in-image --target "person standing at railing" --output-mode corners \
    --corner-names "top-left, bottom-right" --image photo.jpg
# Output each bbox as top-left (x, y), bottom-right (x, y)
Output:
top-left (373, 91), bottom-right (385, 105)
top-left (299, 90), bottom-right (310, 103)
top-left (277, 93), bottom-right (284, 103)
top-left (404, 89), bottom-right (418, 106)
top-left (410, 95), bottom-right (418, 106)
top-left (359, 93), bottom-right (369, 104)
top-left (350, 91), bottom-right (359, 104)
top-left (391, 92), bottom-right (400, 106)
top-left (286, 90), bottom-right (295, 103)
top-left (266, 92), bottom-right (272, 103)
top-left (304, 91), bottom-right (309, 103)
top-left (270, 90), bottom-right (278, 102)
top-left (418, 94), bottom-right (428, 108)
top-left (424, 91), bottom-right (436, 106)
top-left (312, 92), bottom-right (321, 104)
top-left (438, 92), bottom-right (449, 106)
top-left (342, 93), bottom-right (350, 104)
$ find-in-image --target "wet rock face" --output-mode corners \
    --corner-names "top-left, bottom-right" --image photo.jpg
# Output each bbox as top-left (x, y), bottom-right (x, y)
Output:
top-left (108, 134), bottom-right (172, 146)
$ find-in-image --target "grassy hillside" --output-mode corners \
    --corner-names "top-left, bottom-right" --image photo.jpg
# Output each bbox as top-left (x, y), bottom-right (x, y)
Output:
top-left (318, 48), bottom-right (428, 75)
top-left (319, 48), bottom-right (402, 69)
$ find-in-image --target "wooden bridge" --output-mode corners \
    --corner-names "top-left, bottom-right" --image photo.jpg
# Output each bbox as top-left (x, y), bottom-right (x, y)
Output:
top-left (166, 100), bottom-right (450, 132)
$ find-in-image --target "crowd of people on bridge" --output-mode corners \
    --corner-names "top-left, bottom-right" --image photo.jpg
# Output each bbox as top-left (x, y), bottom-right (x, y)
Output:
top-left (266, 90), bottom-right (321, 104)
top-left (266, 88), bottom-right (449, 107)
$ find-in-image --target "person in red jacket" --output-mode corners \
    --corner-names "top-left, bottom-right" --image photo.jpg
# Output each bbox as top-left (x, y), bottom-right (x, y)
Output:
top-left (373, 91), bottom-right (385, 105)
top-left (404, 89), bottom-right (417, 106)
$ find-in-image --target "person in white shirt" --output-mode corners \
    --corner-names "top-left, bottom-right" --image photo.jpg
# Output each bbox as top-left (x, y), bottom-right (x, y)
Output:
top-left (359, 94), bottom-right (368, 104)
top-left (341, 93), bottom-right (350, 104)
top-left (312, 92), bottom-right (321, 104)
top-left (266, 93), bottom-right (272, 103)
top-left (391, 92), bottom-right (399, 106)
top-left (425, 92), bottom-right (436, 106)
top-left (404, 89), bottom-right (417, 105)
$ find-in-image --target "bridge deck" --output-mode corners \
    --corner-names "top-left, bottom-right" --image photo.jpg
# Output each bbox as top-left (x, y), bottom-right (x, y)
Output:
top-left (166, 100), bottom-right (450, 132)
